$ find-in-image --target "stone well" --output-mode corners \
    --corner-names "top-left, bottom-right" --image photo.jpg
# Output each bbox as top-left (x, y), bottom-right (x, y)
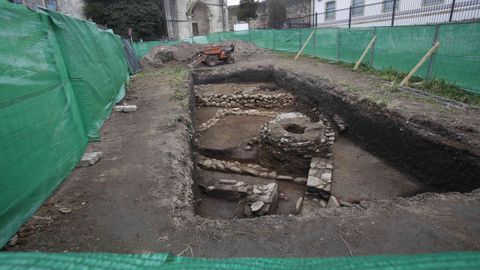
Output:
top-left (258, 112), bottom-right (332, 174)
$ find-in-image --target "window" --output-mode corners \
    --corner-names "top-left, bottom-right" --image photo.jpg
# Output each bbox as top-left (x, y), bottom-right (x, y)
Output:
top-left (423, 0), bottom-right (444, 6)
top-left (383, 0), bottom-right (400, 13)
top-left (351, 0), bottom-right (364, 16)
top-left (325, 1), bottom-right (335, 20)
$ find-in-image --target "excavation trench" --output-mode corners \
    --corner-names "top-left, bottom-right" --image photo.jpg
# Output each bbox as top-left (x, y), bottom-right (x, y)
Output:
top-left (190, 67), bottom-right (480, 219)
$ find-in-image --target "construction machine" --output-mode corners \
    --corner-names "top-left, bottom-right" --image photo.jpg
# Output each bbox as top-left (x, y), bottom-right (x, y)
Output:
top-left (189, 44), bottom-right (235, 67)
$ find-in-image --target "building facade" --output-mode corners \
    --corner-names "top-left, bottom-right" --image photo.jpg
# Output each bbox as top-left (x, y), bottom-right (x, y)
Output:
top-left (311, 0), bottom-right (480, 27)
top-left (163, 0), bottom-right (228, 39)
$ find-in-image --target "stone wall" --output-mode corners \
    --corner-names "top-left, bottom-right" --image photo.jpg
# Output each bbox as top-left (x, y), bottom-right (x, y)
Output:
top-left (14, 0), bottom-right (85, 19)
top-left (57, 0), bottom-right (85, 19)
top-left (228, 0), bottom-right (311, 30)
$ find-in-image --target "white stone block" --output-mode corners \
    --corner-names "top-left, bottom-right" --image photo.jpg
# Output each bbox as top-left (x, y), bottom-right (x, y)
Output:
top-left (114, 105), bottom-right (137, 112)
top-left (77, 152), bottom-right (103, 168)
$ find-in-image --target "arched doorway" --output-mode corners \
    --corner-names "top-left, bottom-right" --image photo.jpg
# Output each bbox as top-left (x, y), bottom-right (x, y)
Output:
top-left (190, 2), bottom-right (210, 36)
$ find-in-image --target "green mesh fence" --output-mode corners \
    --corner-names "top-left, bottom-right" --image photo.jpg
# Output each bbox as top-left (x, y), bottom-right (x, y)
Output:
top-left (134, 23), bottom-right (480, 93)
top-left (433, 23), bottom-right (480, 91)
top-left (313, 28), bottom-right (338, 61)
top-left (0, 0), bottom-right (128, 247)
top-left (338, 27), bottom-right (375, 64)
top-left (372, 25), bottom-right (437, 79)
top-left (1, 252), bottom-right (480, 269)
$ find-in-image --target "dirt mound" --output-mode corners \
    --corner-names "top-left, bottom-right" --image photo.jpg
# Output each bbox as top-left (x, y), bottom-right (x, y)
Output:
top-left (226, 40), bottom-right (272, 61)
top-left (140, 43), bottom-right (199, 68)
top-left (141, 40), bottom-right (271, 68)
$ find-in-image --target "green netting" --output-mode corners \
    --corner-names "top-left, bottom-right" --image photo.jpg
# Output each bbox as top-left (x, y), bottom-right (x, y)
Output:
top-left (339, 27), bottom-right (375, 64)
top-left (273, 28), bottom-right (301, 53)
top-left (432, 23), bottom-right (480, 92)
top-left (133, 23), bottom-right (480, 93)
top-left (133, 40), bottom-right (180, 59)
top-left (0, 0), bottom-right (128, 247)
top-left (1, 252), bottom-right (480, 269)
top-left (373, 25), bottom-right (437, 78)
top-left (312, 28), bottom-right (338, 61)
top-left (250, 29), bottom-right (275, 49)
top-left (300, 28), bottom-right (316, 56)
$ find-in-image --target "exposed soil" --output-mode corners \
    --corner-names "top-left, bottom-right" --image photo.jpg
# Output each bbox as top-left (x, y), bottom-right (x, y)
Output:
top-left (332, 136), bottom-right (426, 202)
top-left (4, 51), bottom-right (480, 257)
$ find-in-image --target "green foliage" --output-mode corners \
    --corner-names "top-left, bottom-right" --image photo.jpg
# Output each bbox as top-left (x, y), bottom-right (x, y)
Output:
top-left (84, 0), bottom-right (167, 41)
top-left (237, 0), bottom-right (258, 22)
top-left (268, 0), bottom-right (287, 29)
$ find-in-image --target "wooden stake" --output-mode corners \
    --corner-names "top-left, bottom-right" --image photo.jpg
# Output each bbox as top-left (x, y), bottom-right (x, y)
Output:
top-left (353, 36), bottom-right (376, 70)
top-left (400, 42), bottom-right (440, 86)
top-left (294, 30), bottom-right (315, 61)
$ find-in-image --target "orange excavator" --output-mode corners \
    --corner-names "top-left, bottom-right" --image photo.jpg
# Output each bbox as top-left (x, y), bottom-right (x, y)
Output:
top-left (189, 44), bottom-right (235, 67)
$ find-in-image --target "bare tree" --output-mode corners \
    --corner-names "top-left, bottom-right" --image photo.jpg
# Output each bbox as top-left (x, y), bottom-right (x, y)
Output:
top-left (268, 0), bottom-right (287, 29)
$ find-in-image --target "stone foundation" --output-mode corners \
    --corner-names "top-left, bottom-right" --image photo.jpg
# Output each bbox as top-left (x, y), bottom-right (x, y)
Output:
top-left (195, 92), bottom-right (294, 109)
top-left (258, 113), bottom-right (334, 174)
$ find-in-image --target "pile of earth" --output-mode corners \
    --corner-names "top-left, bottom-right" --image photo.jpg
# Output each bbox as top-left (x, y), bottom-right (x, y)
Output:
top-left (140, 40), bottom-right (272, 68)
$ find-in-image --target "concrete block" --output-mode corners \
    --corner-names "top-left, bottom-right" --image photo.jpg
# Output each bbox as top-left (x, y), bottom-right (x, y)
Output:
top-left (77, 152), bottom-right (103, 168)
top-left (114, 105), bottom-right (137, 112)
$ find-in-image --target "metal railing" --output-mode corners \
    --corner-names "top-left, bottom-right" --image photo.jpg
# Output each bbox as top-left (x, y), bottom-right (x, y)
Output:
top-left (284, 0), bottom-right (480, 28)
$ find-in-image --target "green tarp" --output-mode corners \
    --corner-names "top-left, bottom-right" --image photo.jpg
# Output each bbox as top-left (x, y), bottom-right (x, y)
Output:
top-left (135, 23), bottom-right (480, 93)
top-left (1, 252), bottom-right (480, 269)
top-left (0, 0), bottom-right (128, 247)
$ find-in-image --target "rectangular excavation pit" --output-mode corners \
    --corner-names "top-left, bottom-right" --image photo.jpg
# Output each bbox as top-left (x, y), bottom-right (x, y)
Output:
top-left (190, 68), bottom-right (480, 219)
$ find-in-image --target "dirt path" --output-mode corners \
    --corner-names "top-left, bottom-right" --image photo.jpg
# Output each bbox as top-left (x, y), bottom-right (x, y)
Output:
top-left (5, 58), bottom-right (480, 257)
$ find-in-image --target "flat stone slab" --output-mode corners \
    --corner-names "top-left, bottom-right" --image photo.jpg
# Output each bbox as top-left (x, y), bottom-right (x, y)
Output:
top-left (77, 152), bottom-right (103, 168)
top-left (306, 157), bottom-right (333, 197)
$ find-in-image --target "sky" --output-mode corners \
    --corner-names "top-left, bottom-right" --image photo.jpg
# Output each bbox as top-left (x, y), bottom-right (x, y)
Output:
top-left (228, 0), bottom-right (265, 6)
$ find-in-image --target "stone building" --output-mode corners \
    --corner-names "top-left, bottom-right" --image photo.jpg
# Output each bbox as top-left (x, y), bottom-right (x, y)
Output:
top-left (228, 0), bottom-right (311, 30)
top-left (163, 0), bottom-right (229, 39)
top-left (11, 0), bottom-right (85, 19)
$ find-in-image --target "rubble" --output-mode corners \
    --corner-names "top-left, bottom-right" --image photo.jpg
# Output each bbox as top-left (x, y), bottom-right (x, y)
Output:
top-left (295, 197), bottom-right (304, 214)
top-left (140, 45), bottom-right (178, 68)
top-left (200, 179), bottom-right (279, 217)
top-left (244, 183), bottom-right (278, 217)
top-left (327, 195), bottom-right (340, 208)
top-left (114, 105), bottom-right (137, 113)
top-left (7, 234), bottom-right (18, 247)
top-left (59, 207), bottom-right (72, 214)
top-left (333, 114), bottom-right (347, 132)
top-left (77, 152), bottom-right (103, 168)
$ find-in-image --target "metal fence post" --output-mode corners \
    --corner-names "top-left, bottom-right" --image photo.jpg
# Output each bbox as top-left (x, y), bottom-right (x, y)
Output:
top-left (315, 12), bottom-right (318, 28)
top-left (449, 0), bottom-right (457, 22)
top-left (391, 0), bottom-right (397, 26)
top-left (427, 24), bottom-right (440, 80)
top-left (348, 6), bottom-right (352, 28)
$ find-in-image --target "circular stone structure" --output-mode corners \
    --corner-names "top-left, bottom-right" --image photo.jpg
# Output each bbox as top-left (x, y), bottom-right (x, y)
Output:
top-left (258, 112), bottom-right (331, 174)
